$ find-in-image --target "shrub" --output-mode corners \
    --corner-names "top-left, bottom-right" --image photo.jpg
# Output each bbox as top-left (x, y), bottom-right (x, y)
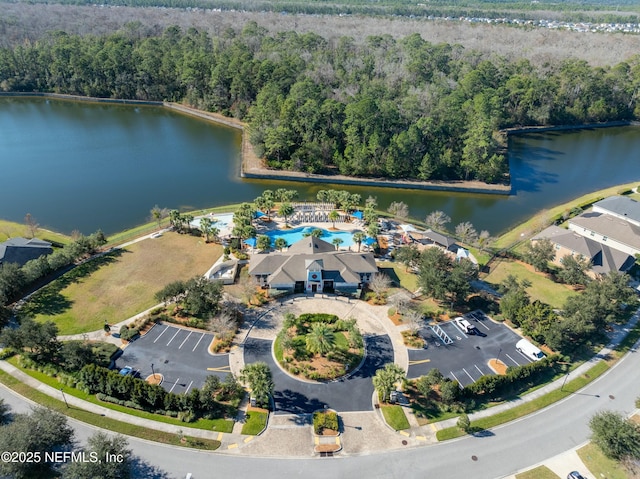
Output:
top-left (387, 307), bottom-right (397, 317)
top-left (457, 413), bottom-right (470, 432)
top-left (313, 410), bottom-right (339, 434)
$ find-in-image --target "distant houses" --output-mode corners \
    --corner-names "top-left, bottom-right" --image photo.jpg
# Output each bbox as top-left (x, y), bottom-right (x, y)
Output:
top-left (0, 237), bottom-right (53, 268)
top-left (533, 195), bottom-right (640, 276)
top-left (248, 236), bottom-right (378, 295)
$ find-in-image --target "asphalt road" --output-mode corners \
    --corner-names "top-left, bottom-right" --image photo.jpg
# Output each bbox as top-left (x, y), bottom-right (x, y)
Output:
top-left (3, 341), bottom-right (636, 479)
top-left (243, 334), bottom-right (394, 414)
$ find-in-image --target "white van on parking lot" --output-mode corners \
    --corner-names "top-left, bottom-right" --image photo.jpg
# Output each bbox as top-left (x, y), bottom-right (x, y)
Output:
top-left (516, 339), bottom-right (545, 361)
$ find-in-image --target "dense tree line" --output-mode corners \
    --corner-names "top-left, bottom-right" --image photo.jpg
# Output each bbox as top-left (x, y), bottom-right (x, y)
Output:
top-left (1, 25), bottom-right (639, 183)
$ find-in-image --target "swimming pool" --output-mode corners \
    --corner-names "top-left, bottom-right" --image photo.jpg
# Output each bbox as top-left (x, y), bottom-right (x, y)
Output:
top-left (190, 212), bottom-right (234, 232)
top-left (264, 226), bottom-right (359, 248)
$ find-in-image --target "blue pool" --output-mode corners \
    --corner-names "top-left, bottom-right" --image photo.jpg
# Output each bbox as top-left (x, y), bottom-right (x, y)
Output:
top-left (264, 227), bottom-right (360, 248)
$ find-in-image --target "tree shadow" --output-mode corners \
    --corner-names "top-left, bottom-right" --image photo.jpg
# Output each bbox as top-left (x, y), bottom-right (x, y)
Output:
top-left (274, 389), bottom-right (329, 414)
top-left (18, 250), bottom-right (125, 317)
top-left (130, 456), bottom-right (171, 479)
top-left (469, 427), bottom-right (494, 438)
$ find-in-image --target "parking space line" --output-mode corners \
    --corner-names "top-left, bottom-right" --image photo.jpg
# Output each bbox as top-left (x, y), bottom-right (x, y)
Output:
top-left (474, 364), bottom-right (485, 376)
top-left (166, 328), bottom-right (181, 346)
top-left (450, 371), bottom-right (461, 385)
top-left (184, 381), bottom-right (194, 394)
top-left (169, 378), bottom-right (180, 393)
top-left (450, 321), bottom-right (468, 338)
top-left (505, 353), bottom-right (521, 366)
top-left (476, 321), bottom-right (491, 331)
top-left (192, 333), bottom-right (205, 352)
top-left (153, 325), bottom-right (170, 343)
top-left (462, 368), bottom-right (475, 383)
top-left (178, 331), bottom-right (193, 350)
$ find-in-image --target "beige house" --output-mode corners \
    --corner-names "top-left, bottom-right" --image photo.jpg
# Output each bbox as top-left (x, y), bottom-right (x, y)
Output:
top-left (532, 225), bottom-right (634, 276)
top-left (568, 212), bottom-right (640, 258)
top-left (248, 236), bottom-right (378, 295)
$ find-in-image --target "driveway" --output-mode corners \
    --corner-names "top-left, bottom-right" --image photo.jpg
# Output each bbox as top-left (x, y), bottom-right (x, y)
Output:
top-left (243, 334), bottom-right (394, 414)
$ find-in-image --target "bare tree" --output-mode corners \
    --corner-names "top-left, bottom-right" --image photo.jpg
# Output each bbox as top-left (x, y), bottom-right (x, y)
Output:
top-left (455, 222), bottom-right (478, 245)
top-left (425, 211), bottom-right (451, 232)
top-left (387, 201), bottom-right (409, 220)
top-left (209, 310), bottom-right (237, 341)
top-left (369, 273), bottom-right (391, 302)
top-left (389, 292), bottom-right (411, 314)
top-left (404, 308), bottom-right (424, 333)
top-left (24, 213), bottom-right (39, 239)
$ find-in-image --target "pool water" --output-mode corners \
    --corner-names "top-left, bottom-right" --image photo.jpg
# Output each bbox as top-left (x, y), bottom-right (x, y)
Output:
top-left (264, 226), bottom-right (359, 248)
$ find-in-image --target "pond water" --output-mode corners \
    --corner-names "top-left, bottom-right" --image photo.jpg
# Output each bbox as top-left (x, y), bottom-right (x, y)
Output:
top-left (1, 97), bottom-right (639, 236)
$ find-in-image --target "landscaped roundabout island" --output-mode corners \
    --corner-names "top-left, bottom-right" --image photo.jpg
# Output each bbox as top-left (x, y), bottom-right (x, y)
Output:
top-left (274, 313), bottom-right (364, 381)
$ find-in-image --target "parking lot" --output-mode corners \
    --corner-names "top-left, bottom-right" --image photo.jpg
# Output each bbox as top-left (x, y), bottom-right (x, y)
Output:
top-left (407, 311), bottom-right (533, 387)
top-left (116, 323), bottom-right (230, 395)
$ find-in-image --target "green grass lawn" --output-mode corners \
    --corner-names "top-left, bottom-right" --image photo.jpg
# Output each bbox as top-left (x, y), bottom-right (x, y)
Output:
top-left (380, 404), bottom-right (410, 431)
top-left (516, 466), bottom-right (560, 479)
top-left (241, 410), bottom-right (268, 435)
top-left (577, 443), bottom-right (630, 479)
top-left (378, 261), bottom-right (419, 292)
top-left (0, 218), bottom-right (70, 245)
top-left (483, 259), bottom-right (577, 309)
top-left (22, 232), bottom-right (222, 334)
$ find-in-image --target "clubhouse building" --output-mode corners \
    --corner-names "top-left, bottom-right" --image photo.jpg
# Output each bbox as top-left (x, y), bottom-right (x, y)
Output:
top-left (248, 236), bottom-right (378, 295)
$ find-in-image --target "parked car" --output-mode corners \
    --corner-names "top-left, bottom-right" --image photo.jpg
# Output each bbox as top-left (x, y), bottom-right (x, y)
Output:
top-left (454, 317), bottom-right (486, 337)
top-left (119, 366), bottom-right (134, 376)
top-left (567, 472), bottom-right (586, 479)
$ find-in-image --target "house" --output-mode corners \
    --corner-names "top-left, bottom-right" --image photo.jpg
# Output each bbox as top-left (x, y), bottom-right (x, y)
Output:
top-left (0, 237), bottom-right (53, 268)
top-left (248, 236), bottom-right (378, 294)
top-left (568, 212), bottom-right (640, 257)
top-left (592, 196), bottom-right (640, 227)
top-left (532, 225), bottom-right (634, 276)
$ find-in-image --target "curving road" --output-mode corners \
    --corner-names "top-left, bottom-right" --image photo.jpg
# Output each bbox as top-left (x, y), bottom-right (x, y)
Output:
top-left (2, 343), bottom-right (638, 479)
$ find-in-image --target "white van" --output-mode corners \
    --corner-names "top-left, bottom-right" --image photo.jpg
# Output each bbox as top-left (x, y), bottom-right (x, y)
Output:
top-left (516, 339), bottom-right (545, 361)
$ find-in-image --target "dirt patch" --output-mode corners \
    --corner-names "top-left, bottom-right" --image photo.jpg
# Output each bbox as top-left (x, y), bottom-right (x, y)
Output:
top-left (389, 312), bottom-right (404, 326)
top-left (315, 443), bottom-right (340, 453)
top-left (145, 374), bottom-right (163, 385)
top-left (488, 359), bottom-right (508, 375)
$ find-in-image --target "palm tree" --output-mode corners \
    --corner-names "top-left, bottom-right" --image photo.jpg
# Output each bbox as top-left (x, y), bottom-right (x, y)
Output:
top-left (239, 362), bottom-right (274, 408)
top-left (372, 363), bottom-right (405, 403)
top-left (200, 217), bottom-right (214, 243)
top-left (278, 202), bottom-right (294, 227)
top-left (256, 235), bottom-right (271, 252)
top-left (332, 238), bottom-right (344, 250)
top-left (352, 232), bottom-right (366, 252)
top-left (306, 322), bottom-right (336, 356)
top-left (328, 210), bottom-right (340, 229)
top-left (274, 238), bottom-right (288, 251)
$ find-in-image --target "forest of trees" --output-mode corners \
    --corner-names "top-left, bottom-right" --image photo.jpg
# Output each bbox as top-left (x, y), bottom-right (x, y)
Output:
top-left (1, 24), bottom-right (639, 183)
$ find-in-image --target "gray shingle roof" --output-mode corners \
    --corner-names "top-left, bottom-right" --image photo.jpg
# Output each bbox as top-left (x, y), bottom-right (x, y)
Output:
top-left (593, 196), bottom-right (640, 224)
top-left (570, 212), bottom-right (640, 251)
top-left (533, 225), bottom-right (634, 274)
top-left (0, 237), bottom-right (53, 267)
top-left (248, 237), bottom-right (377, 285)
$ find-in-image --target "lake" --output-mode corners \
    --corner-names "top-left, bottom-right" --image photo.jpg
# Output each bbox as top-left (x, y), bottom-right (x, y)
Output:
top-left (1, 97), bottom-right (639, 236)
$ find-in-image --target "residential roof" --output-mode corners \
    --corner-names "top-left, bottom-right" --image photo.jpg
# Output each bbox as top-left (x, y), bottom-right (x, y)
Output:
top-left (533, 225), bottom-right (634, 275)
top-left (593, 196), bottom-right (640, 224)
top-left (249, 237), bottom-right (378, 285)
top-left (0, 237), bottom-right (53, 267)
top-left (417, 229), bottom-right (456, 248)
top-left (569, 212), bottom-right (640, 251)
top-left (287, 236), bottom-right (336, 254)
